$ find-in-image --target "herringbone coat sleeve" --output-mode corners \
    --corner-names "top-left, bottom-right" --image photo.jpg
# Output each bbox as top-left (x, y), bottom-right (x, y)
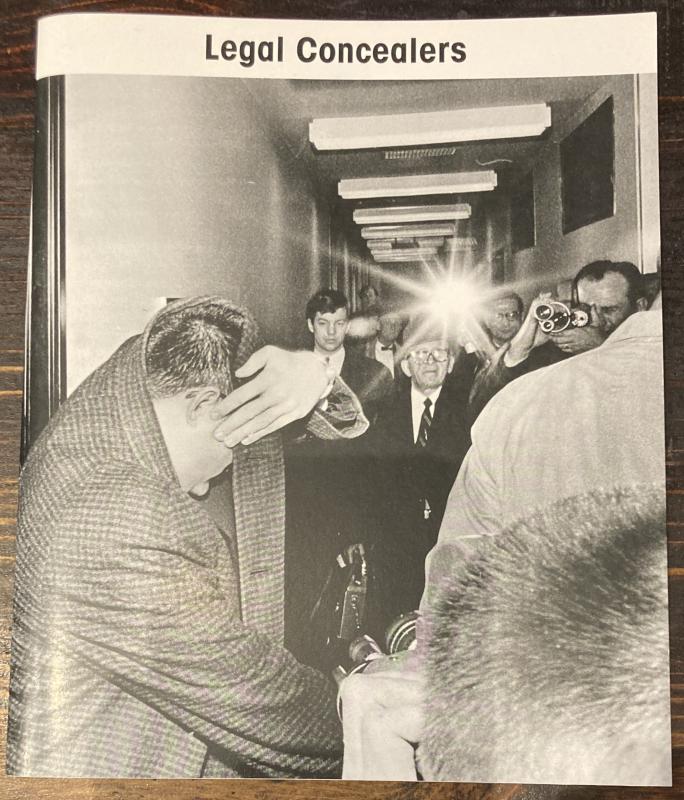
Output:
top-left (22, 465), bottom-right (341, 777)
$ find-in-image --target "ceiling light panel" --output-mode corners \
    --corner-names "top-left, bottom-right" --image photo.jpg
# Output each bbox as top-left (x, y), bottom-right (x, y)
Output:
top-left (367, 241), bottom-right (393, 251)
top-left (361, 222), bottom-right (456, 240)
top-left (445, 236), bottom-right (479, 250)
top-left (373, 249), bottom-right (439, 262)
top-left (311, 104), bottom-right (551, 150)
top-left (340, 171), bottom-right (497, 200)
top-left (353, 204), bottom-right (471, 225)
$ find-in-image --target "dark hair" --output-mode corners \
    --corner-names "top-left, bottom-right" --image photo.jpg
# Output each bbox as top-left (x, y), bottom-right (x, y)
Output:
top-left (359, 284), bottom-right (378, 299)
top-left (144, 298), bottom-right (248, 398)
top-left (305, 289), bottom-right (349, 323)
top-left (573, 260), bottom-right (646, 306)
top-left (422, 484), bottom-right (670, 785)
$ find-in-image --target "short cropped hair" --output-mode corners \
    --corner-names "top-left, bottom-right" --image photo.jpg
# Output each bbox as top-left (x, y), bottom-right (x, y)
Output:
top-left (305, 289), bottom-right (349, 323)
top-left (144, 297), bottom-right (256, 398)
top-left (573, 260), bottom-right (646, 306)
top-left (422, 484), bottom-right (670, 786)
top-left (488, 291), bottom-right (523, 316)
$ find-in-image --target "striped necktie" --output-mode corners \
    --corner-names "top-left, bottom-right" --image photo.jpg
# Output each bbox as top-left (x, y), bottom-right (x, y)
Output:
top-left (416, 397), bottom-right (433, 447)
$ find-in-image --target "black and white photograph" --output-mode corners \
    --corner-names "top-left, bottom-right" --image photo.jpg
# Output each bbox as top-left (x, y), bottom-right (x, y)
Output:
top-left (8, 12), bottom-right (670, 787)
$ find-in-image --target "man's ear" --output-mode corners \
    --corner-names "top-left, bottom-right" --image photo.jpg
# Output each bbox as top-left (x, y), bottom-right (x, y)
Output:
top-left (636, 297), bottom-right (649, 312)
top-left (307, 318), bottom-right (314, 334)
top-left (446, 354), bottom-right (455, 374)
top-left (185, 386), bottom-right (222, 424)
top-left (400, 359), bottom-right (412, 378)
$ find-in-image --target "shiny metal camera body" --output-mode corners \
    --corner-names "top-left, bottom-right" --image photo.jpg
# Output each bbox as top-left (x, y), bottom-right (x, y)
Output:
top-left (534, 300), bottom-right (590, 334)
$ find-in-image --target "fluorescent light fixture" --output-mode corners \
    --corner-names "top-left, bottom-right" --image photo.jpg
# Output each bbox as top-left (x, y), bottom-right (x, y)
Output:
top-left (340, 171), bottom-right (497, 200)
top-left (311, 104), bottom-right (551, 150)
top-left (445, 236), bottom-right (478, 250)
top-left (369, 238), bottom-right (445, 256)
top-left (353, 203), bottom-right (471, 225)
top-left (414, 237), bottom-right (445, 249)
top-left (367, 241), bottom-right (393, 252)
top-left (374, 248), bottom-right (439, 262)
top-left (362, 222), bottom-right (456, 240)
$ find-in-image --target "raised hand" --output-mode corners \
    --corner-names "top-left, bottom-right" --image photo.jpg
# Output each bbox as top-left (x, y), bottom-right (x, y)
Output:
top-left (212, 346), bottom-right (329, 447)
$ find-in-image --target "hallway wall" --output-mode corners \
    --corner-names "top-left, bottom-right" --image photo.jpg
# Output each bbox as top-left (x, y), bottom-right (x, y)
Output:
top-left (64, 75), bottom-right (331, 394)
top-left (508, 74), bottom-right (659, 299)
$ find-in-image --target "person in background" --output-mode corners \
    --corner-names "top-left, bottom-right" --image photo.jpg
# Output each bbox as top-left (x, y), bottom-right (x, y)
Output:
top-left (368, 320), bottom-right (471, 636)
top-left (371, 312), bottom-right (405, 380)
top-left (467, 290), bottom-right (566, 422)
top-left (468, 261), bottom-right (650, 422)
top-left (285, 289), bottom-right (391, 670)
top-left (306, 289), bottom-right (392, 424)
top-left (359, 283), bottom-right (381, 316)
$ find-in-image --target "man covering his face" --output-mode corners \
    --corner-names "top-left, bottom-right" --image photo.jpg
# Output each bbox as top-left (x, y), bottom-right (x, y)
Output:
top-left (8, 296), bottom-right (363, 779)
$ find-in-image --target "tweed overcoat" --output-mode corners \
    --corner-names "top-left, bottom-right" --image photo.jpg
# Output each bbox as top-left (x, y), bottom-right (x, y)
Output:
top-left (8, 311), bottom-right (343, 778)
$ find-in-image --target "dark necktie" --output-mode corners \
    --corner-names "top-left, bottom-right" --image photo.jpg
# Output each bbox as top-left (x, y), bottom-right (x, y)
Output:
top-left (416, 397), bottom-right (433, 447)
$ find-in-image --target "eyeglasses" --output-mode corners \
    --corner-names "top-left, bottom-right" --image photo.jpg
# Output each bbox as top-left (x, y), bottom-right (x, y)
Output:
top-left (409, 348), bottom-right (450, 363)
top-left (492, 311), bottom-right (521, 321)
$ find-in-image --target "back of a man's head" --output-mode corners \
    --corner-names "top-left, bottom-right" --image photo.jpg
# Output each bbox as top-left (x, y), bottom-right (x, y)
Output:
top-left (305, 289), bottom-right (349, 323)
top-left (144, 297), bottom-right (257, 398)
top-left (422, 484), bottom-right (671, 786)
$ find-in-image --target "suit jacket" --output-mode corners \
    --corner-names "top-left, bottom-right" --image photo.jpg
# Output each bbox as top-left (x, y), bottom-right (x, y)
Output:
top-left (339, 348), bottom-right (392, 425)
top-left (8, 332), bottom-right (342, 777)
top-left (367, 365), bottom-right (472, 629)
top-left (283, 351), bottom-right (389, 667)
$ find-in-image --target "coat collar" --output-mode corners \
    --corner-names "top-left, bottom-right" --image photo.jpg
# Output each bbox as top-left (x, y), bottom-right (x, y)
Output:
top-left (107, 336), bottom-right (180, 489)
top-left (103, 311), bottom-right (285, 642)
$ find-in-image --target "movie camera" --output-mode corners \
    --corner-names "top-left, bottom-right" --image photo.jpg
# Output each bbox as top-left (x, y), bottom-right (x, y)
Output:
top-left (334, 611), bottom-right (419, 718)
top-left (534, 300), bottom-right (590, 334)
top-left (331, 549), bottom-right (418, 687)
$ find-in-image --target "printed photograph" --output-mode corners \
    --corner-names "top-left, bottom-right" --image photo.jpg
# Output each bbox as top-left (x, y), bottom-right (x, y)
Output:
top-left (12, 54), bottom-right (670, 785)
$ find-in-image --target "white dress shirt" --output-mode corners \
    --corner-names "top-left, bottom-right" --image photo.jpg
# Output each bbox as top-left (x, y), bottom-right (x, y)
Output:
top-left (374, 340), bottom-right (396, 377)
top-left (316, 346), bottom-right (346, 377)
top-left (410, 384), bottom-right (442, 443)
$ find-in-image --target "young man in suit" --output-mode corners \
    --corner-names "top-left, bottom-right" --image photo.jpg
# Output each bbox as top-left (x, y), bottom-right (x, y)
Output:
top-left (285, 289), bottom-right (391, 669)
top-left (306, 288), bottom-right (392, 424)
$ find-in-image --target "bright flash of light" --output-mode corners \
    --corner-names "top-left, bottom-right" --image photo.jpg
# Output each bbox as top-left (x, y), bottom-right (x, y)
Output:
top-left (332, 249), bottom-right (542, 361)
top-left (422, 275), bottom-right (483, 323)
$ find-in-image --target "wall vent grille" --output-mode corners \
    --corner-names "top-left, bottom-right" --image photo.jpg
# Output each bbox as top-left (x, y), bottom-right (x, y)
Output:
top-left (384, 146), bottom-right (458, 160)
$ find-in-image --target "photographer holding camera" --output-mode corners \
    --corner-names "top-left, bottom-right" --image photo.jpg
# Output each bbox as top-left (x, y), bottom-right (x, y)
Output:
top-left (468, 260), bottom-right (650, 421)
top-left (551, 259), bottom-right (649, 353)
top-left (468, 291), bottom-right (566, 422)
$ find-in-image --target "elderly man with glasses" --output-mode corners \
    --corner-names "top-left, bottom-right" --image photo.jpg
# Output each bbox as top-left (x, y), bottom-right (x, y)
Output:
top-left (367, 322), bottom-right (472, 639)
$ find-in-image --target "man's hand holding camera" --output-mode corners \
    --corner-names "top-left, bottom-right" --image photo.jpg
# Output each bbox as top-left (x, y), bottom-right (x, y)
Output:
top-left (503, 293), bottom-right (551, 367)
top-left (551, 321), bottom-right (607, 354)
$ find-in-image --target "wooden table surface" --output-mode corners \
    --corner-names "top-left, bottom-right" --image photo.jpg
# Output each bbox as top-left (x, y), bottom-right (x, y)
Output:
top-left (2, 0), bottom-right (683, 797)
